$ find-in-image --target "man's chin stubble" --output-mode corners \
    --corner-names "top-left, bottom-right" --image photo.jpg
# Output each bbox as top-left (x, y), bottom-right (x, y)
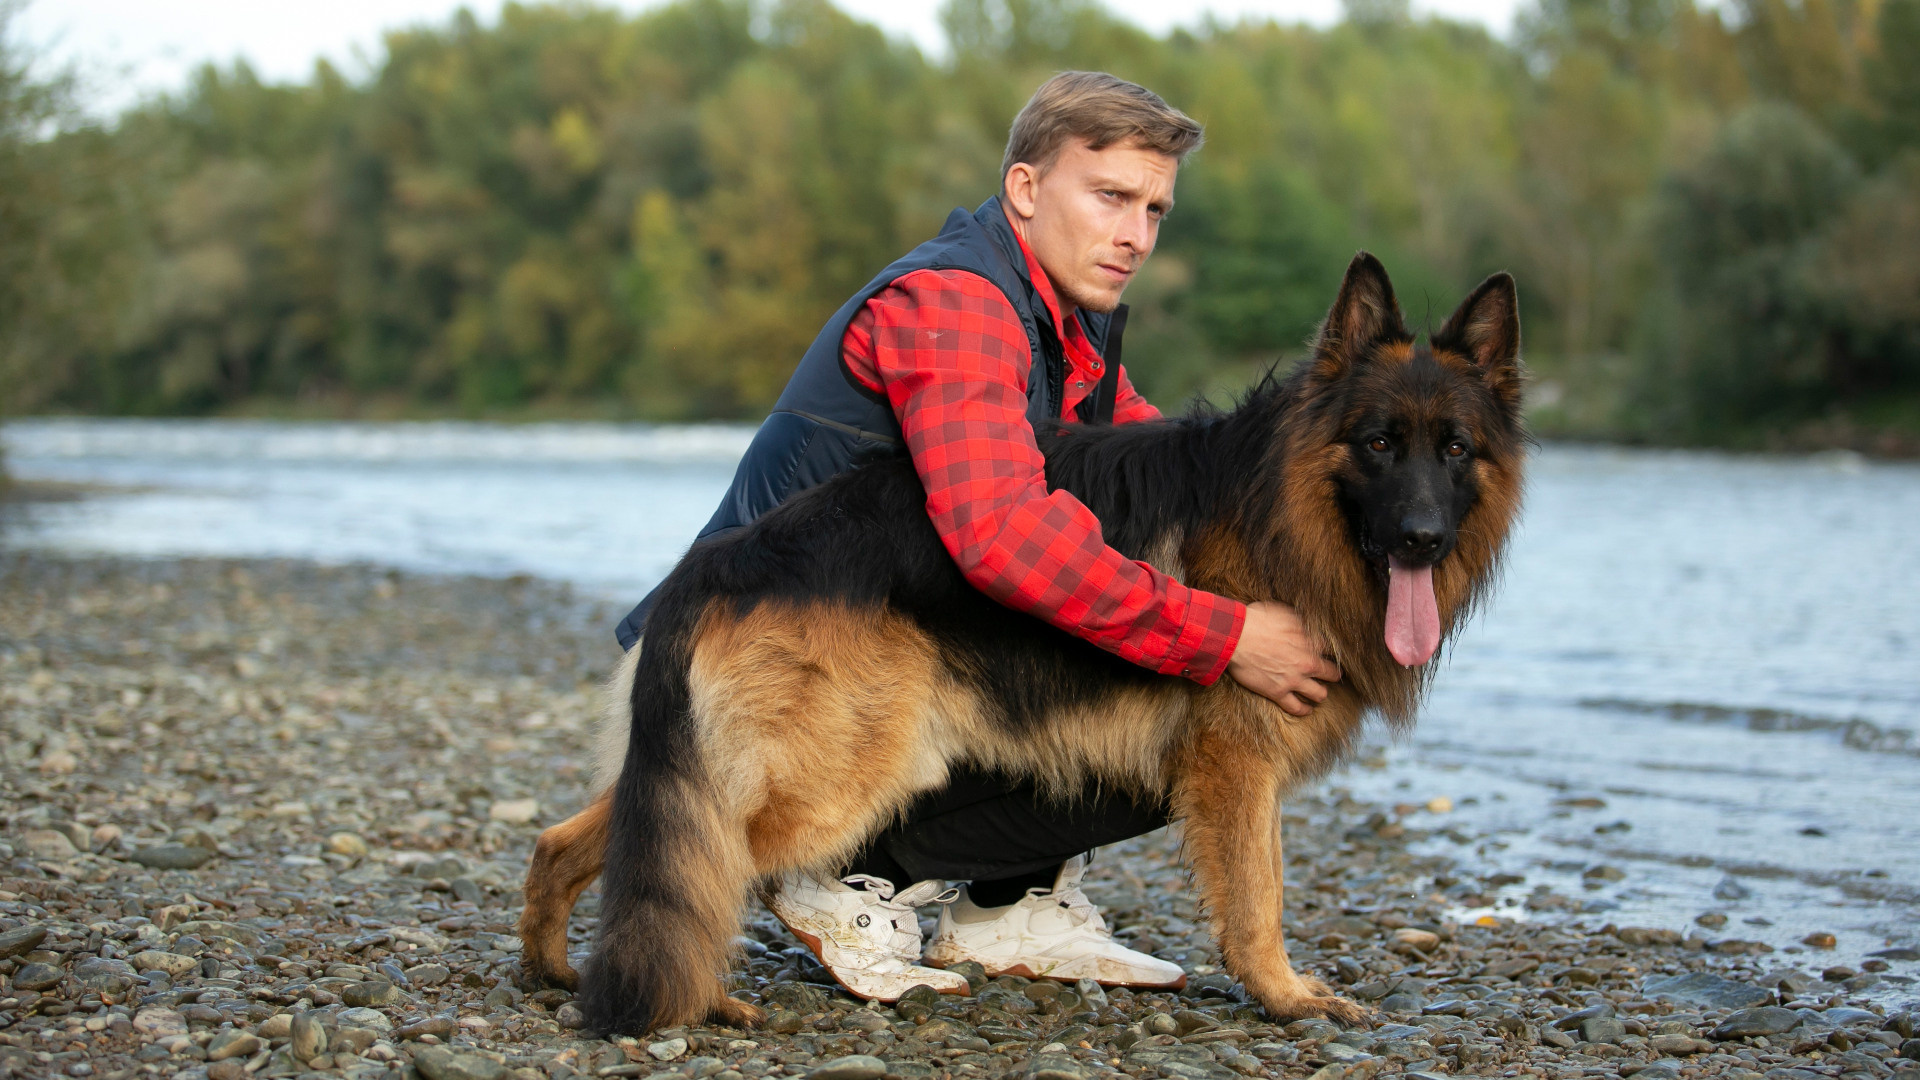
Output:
top-left (1062, 278), bottom-right (1125, 315)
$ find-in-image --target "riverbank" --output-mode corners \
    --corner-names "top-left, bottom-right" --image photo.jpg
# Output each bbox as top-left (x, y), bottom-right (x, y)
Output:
top-left (1, 554), bottom-right (1916, 1080)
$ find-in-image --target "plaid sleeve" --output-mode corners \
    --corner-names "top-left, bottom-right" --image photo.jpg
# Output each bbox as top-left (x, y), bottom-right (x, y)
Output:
top-left (854, 268), bottom-right (1244, 684)
top-left (1111, 364), bottom-right (1161, 425)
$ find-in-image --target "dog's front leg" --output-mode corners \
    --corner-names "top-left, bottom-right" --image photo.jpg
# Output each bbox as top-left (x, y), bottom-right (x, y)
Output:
top-left (1174, 726), bottom-right (1366, 1026)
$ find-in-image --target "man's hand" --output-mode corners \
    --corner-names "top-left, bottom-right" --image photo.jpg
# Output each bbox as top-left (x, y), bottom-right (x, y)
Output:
top-left (1225, 601), bottom-right (1343, 716)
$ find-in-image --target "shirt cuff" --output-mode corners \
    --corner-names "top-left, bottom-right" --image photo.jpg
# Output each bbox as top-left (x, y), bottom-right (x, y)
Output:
top-left (1158, 589), bottom-right (1246, 686)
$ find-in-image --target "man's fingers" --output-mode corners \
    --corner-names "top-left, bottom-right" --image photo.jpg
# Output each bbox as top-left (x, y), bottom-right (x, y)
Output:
top-left (1277, 693), bottom-right (1311, 717)
top-left (1311, 656), bottom-right (1343, 683)
top-left (1296, 678), bottom-right (1330, 704)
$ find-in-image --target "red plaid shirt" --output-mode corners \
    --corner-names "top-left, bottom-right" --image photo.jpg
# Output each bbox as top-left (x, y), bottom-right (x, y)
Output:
top-left (840, 220), bottom-right (1245, 684)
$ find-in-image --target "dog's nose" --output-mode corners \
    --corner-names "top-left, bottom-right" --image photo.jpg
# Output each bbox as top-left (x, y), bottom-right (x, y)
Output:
top-left (1398, 518), bottom-right (1445, 560)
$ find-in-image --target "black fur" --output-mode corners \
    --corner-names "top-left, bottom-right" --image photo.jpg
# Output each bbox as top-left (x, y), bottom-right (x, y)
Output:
top-left (580, 254), bottom-right (1525, 1035)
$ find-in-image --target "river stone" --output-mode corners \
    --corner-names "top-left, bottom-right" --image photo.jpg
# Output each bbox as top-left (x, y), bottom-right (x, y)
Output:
top-left (1617, 927), bottom-right (1684, 947)
top-left (1650, 1034), bottom-right (1710, 1055)
top-left (207, 1031), bottom-right (263, 1061)
top-left (342, 978), bottom-right (404, 1007)
top-left (0, 925), bottom-right (47, 959)
top-left (1028, 1051), bottom-right (1088, 1080)
top-left (1643, 972), bottom-right (1773, 1010)
top-left (413, 1045), bottom-right (508, 1080)
top-left (807, 1055), bottom-right (887, 1080)
top-left (291, 1011), bottom-right (329, 1059)
top-left (395, 1016), bottom-right (455, 1041)
top-left (20, 828), bottom-right (78, 860)
top-left (131, 843), bottom-right (214, 869)
top-left (648, 1038), bottom-right (689, 1061)
top-left (404, 962), bottom-right (451, 986)
top-left (1712, 1007), bottom-right (1803, 1040)
top-left (131, 950), bottom-right (201, 978)
top-left (133, 1007), bottom-right (187, 1037)
top-left (1581, 1017), bottom-right (1628, 1044)
top-left (12, 962), bottom-right (62, 991)
top-left (338, 1007), bottom-right (393, 1032)
top-left (169, 921), bottom-right (264, 948)
top-left (257, 1014), bottom-right (293, 1039)
top-left (1481, 958), bottom-right (1539, 978)
top-left (1320, 1043), bottom-right (1376, 1064)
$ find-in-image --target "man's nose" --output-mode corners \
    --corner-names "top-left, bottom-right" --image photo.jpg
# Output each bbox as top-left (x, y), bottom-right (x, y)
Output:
top-left (1114, 208), bottom-right (1152, 253)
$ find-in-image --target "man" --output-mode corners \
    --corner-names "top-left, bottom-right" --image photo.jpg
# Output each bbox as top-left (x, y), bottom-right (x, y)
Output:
top-left (613, 72), bottom-right (1341, 999)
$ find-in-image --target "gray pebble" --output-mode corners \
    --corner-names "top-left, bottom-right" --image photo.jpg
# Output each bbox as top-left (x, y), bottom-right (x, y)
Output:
top-left (413, 1045), bottom-right (508, 1080)
top-left (130, 843), bottom-right (215, 869)
top-left (806, 1055), bottom-right (887, 1080)
top-left (290, 1011), bottom-right (328, 1060)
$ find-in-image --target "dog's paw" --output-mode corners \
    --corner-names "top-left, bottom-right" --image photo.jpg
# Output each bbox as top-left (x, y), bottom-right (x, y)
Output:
top-left (1258, 976), bottom-right (1371, 1027)
top-left (708, 995), bottom-right (766, 1029)
top-left (517, 960), bottom-right (581, 992)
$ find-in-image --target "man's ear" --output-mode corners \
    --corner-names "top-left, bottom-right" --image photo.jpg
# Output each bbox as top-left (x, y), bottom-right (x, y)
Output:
top-left (1003, 162), bottom-right (1040, 220)
top-left (1433, 271), bottom-right (1522, 413)
top-left (1312, 251), bottom-right (1409, 380)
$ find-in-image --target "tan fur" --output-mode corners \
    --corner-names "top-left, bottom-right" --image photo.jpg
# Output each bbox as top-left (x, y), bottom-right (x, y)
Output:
top-left (521, 259), bottom-right (1524, 1032)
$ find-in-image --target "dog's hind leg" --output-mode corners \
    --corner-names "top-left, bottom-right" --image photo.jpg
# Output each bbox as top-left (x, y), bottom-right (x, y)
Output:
top-left (517, 790), bottom-right (610, 990)
top-left (1174, 723), bottom-right (1367, 1026)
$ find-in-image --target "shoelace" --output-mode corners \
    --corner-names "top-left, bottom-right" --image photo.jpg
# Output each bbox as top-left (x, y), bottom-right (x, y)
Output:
top-left (840, 875), bottom-right (960, 960)
top-left (1025, 859), bottom-right (1109, 934)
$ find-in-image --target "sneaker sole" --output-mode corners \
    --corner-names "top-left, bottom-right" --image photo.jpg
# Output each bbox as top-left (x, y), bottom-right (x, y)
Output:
top-left (769, 907), bottom-right (970, 1003)
top-left (922, 953), bottom-right (1187, 990)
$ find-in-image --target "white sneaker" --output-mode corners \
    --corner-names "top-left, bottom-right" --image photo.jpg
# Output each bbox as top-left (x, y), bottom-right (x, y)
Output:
top-left (923, 856), bottom-right (1187, 988)
top-left (767, 872), bottom-right (972, 1001)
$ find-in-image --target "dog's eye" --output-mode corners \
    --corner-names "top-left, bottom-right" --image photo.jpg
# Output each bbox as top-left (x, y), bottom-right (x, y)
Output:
top-left (1447, 440), bottom-right (1468, 457)
top-left (1367, 437), bottom-right (1390, 453)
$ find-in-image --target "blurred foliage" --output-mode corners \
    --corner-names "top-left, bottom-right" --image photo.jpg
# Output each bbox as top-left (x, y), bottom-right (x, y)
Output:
top-left (2, 0), bottom-right (1918, 450)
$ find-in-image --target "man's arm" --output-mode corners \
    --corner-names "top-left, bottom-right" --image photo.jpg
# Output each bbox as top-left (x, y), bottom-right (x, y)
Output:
top-left (844, 268), bottom-right (1240, 682)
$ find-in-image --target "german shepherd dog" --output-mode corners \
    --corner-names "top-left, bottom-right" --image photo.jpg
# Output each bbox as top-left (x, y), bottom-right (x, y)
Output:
top-left (516, 253), bottom-right (1526, 1035)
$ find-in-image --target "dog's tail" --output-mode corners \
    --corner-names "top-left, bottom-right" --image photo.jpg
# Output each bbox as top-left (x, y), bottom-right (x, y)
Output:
top-left (579, 596), bottom-right (753, 1036)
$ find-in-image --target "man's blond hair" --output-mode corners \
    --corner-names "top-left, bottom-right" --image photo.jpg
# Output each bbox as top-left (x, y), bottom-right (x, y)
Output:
top-left (1001, 71), bottom-right (1204, 178)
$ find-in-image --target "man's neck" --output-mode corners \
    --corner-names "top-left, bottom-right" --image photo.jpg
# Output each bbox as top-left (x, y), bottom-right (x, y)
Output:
top-left (1001, 200), bottom-right (1079, 324)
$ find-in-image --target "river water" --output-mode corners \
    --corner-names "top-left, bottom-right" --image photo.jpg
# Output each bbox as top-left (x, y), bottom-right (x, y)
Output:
top-left (4, 418), bottom-right (1917, 992)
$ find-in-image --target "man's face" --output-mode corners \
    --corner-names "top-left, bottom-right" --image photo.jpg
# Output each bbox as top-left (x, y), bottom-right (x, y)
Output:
top-left (1003, 139), bottom-right (1178, 315)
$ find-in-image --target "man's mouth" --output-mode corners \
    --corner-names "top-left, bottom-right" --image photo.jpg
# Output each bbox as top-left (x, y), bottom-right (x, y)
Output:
top-left (1096, 263), bottom-right (1133, 284)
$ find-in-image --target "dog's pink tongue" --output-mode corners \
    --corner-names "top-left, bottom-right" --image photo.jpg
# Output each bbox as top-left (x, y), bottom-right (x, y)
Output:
top-left (1386, 558), bottom-right (1440, 667)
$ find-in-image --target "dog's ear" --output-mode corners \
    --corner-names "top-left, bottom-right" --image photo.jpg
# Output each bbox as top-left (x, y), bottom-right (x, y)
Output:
top-left (1434, 271), bottom-right (1522, 413)
top-left (1312, 252), bottom-right (1410, 380)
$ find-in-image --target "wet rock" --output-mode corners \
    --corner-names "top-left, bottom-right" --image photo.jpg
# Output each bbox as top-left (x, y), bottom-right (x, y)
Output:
top-left (1713, 877), bottom-right (1753, 901)
top-left (1392, 928), bottom-right (1441, 952)
top-left (1801, 932), bottom-right (1837, 948)
top-left (948, 959), bottom-right (989, 993)
top-left (1712, 1007), bottom-right (1804, 1040)
top-left (554, 1003), bottom-right (586, 1030)
top-left (0, 924), bottom-right (48, 959)
top-left (326, 831), bottom-right (370, 857)
top-left (11, 961), bottom-right (63, 991)
top-left (807, 1055), bottom-right (887, 1080)
top-left (413, 1045), bottom-right (508, 1080)
top-left (1617, 927), bottom-right (1684, 946)
top-left (1028, 1051), bottom-right (1089, 1080)
top-left (130, 843), bottom-right (215, 869)
top-left (1481, 958), bottom-right (1539, 978)
top-left (1643, 972), bottom-right (1773, 1009)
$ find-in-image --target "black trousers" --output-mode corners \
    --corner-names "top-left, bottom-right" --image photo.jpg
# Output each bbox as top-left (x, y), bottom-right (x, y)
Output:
top-left (844, 767), bottom-right (1171, 905)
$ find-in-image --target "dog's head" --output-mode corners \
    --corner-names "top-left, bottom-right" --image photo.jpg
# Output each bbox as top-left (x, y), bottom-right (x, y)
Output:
top-left (1301, 252), bottom-right (1526, 667)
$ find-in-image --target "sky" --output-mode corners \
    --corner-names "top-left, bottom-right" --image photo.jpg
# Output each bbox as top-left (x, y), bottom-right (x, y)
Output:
top-left (15, 0), bottom-right (1525, 118)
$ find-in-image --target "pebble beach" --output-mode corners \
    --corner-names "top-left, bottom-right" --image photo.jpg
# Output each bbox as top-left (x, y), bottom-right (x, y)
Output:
top-left (2, 553), bottom-right (1917, 1080)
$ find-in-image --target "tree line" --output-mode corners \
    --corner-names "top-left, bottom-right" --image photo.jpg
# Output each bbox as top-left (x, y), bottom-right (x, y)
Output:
top-left (1, 0), bottom-right (1916, 450)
